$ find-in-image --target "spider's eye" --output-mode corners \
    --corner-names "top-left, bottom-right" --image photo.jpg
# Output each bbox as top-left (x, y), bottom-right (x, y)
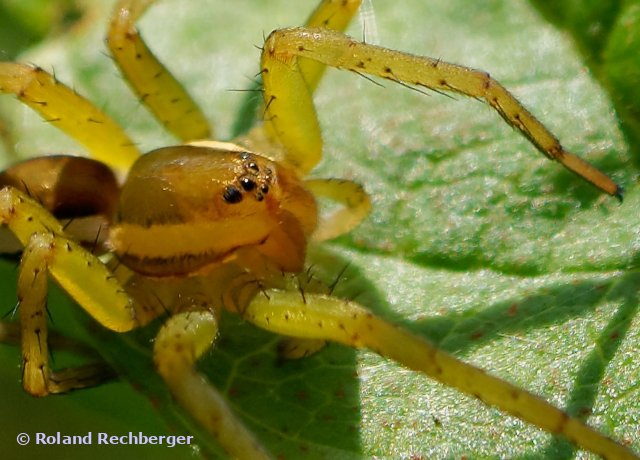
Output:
top-left (223, 185), bottom-right (243, 204)
top-left (240, 177), bottom-right (256, 191)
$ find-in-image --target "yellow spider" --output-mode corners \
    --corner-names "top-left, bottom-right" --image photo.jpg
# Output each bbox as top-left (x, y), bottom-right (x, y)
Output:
top-left (0, 0), bottom-right (637, 459)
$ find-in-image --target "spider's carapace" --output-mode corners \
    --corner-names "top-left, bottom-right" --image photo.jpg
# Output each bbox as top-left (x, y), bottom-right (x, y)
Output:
top-left (111, 144), bottom-right (317, 276)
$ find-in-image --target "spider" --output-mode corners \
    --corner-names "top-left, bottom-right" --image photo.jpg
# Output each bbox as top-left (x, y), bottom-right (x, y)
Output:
top-left (0, 0), bottom-right (637, 458)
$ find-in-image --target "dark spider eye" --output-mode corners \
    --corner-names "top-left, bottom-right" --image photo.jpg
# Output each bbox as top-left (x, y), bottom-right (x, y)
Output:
top-left (223, 185), bottom-right (243, 204)
top-left (260, 184), bottom-right (269, 194)
top-left (240, 177), bottom-right (256, 191)
top-left (240, 152), bottom-right (259, 171)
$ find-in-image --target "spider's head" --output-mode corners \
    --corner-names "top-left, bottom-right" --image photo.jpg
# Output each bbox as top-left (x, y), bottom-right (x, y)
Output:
top-left (109, 145), bottom-right (317, 277)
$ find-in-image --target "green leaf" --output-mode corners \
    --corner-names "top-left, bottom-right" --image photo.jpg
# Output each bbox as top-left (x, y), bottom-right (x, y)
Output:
top-left (529, 0), bottom-right (640, 160)
top-left (0, 0), bottom-right (76, 59)
top-left (0, 0), bottom-right (638, 459)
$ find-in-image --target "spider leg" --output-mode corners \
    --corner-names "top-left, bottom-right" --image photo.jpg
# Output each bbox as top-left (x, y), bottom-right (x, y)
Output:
top-left (154, 309), bottom-right (270, 460)
top-left (243, 289), bottom-right (638, 460)
top-left (261, 27), bottom-right (622, 198)
top-left (0, 63), bottom-right (139, 171)
top-left (241, 1), bottom-right (362, 172)
top-left (0, 187), bottom-right (137, 395)
top-left (0, 318), bottom-right (116, 385)
top-left (17, 237), bottom-right (115, 394)
top-left (305, 178), bottom-right (371, 241)
top-left (108, 0), bottom-right (212, 141)
top-left (299, 0), bottom-right (363, 92)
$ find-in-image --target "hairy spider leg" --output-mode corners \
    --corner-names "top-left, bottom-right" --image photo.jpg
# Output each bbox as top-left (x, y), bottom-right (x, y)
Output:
top-left (108, 0), bottom-right (212, 142)
top-left (244, 290), bottom-right (638, 460)
top-left (299, 0), bottom-right (363, 92)
top-left (246, 2), bottom-right (370, 359)
top-left (17, 237), bottom-right (122, 395)
top-left (0, 64), bottom-right (139, 172)
top-left (154, 310), bottom-right (271, 460)
top-left (106, 0), bottom-right (363, 147)
top-left (305, 178), bottom-right (371, 242)
top-left (1, 186), bottom-right (270, 457)
top-left (239, 1), bottom-right (371, 361)
top-left (237, 0), bottom-right (362, 170)
top-left (261, 27), bottom-right (622, 198)
top-left (0, 188), bottom-right (137, 395)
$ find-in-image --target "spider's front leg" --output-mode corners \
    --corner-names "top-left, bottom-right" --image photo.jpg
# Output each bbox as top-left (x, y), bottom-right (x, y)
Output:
top-left (261, 28), bottom-right (622, 198)
top-left (244, 289), bottom-right (638, 460)
top-left (108, 0), bottom-right (211, 141)
top-left (153, 309), bottom-right (271, 459)
top-left (0, 187), bottom-right (137, 395)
